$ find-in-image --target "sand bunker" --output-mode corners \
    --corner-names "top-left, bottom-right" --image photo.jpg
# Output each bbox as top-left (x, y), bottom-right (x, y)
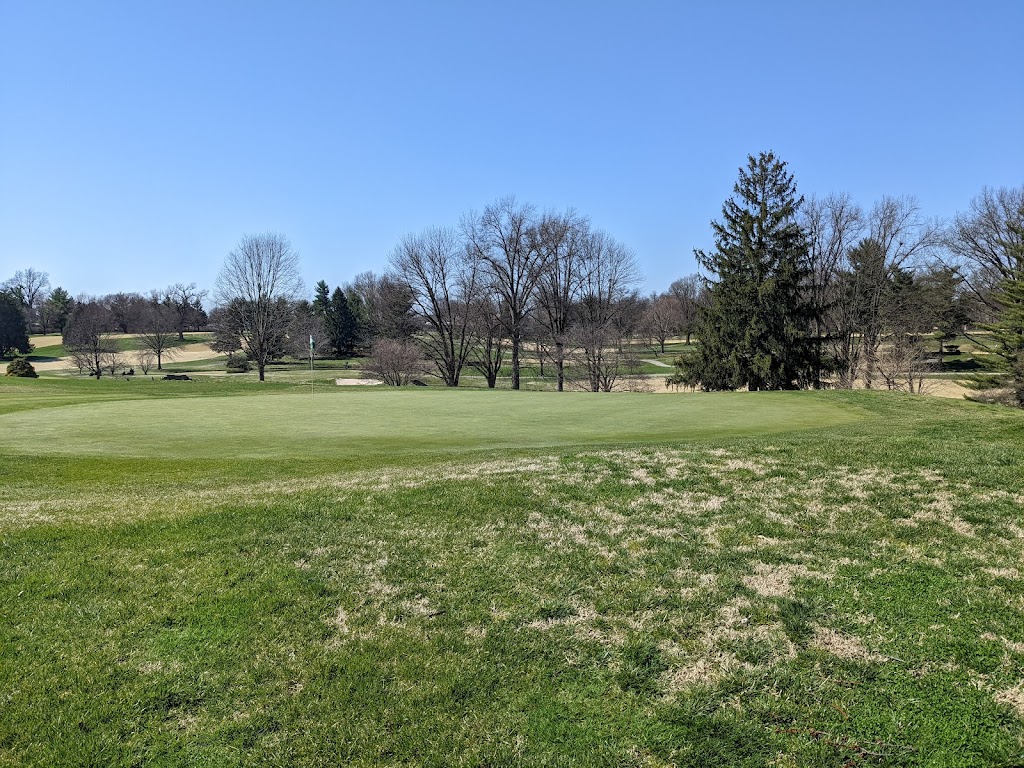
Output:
top-left (28, 342), bottom-right (217, 372)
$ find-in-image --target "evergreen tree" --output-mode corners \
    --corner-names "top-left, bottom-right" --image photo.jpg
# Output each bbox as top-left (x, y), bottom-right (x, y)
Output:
top-left (345, 290), bottom-right (368, 348)
top-left (43, 287), bottom-right (74, 333)
top-left (965, 220), bottom-right (1024, 406)
top-left (967, 271), bottom-right (1024, 406)
top-left (0, 291), bottom-right (32, 357)
top-left (312, 280), bottom-right (331, 316)
top-left (327, 287), bottom-right (359, 355)
top-left (680, 152), bottom-right (816, 390)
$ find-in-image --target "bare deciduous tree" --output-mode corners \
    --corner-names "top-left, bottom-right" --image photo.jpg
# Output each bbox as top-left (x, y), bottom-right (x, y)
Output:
top-left (207, 306), bottom-right (243, 364)
top-left (875, 335), bottom-right (934, 394)
top-left (348, 271), bottom-right (416, 342)
top-left (104, 292), bottom-right (146, 334)
top-left (166, 283), bottom-right (208, 340)
top-left (566, 322), bottom-right (647, 392)
top-left (2, 268), bottom-right (50, 333)
top-left (568, 231), bottom-right (642, 392)
top-left (390, 227), bottom-right (480, 386)
top-left (816, 196), bottom-right (940, 389)
top-left (640, 293), bottom-right (678, 355)
top-left (215, 232), bottom-right (304, 381)
top-left (667, 275), bottom-right (703, 344)
top-left (467, 296), bottom-right (506, 388)
top-left (64, 299), bottom-right (119, 379)
top-left (286, 301), bottom-right (330, 360)
top-left (135, 349), bottom-right (156, 375)
top-left (944, 185), bottom-right (1024, 317)
top-left (465, 196), bottom-right (549, 390)
top-left (136, 293), bottom-right (178, 370)
top-left (364, 338), bottom-right (424, 386)
top-left (801, 193), bottom-right (865, 387)
top-left (856, 196), bottom-right (941, 388)
top-left (533, 209), bottom-right (589, 391)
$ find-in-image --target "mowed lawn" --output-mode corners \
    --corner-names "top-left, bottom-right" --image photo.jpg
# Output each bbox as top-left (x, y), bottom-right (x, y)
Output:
top-left (0, 385), bottom-right (864, 461)
top-left (1, 378), bottom-right (1023, 766)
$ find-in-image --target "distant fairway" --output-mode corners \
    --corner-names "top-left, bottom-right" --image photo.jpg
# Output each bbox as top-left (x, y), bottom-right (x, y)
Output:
top-left (0, 388), bottom-right (867, 460)
top-left (2, 378), bottom-right (1023, 766)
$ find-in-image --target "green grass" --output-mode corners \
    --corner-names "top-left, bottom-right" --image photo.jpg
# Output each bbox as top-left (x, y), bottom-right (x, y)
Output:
top-left (0, 385), bottom-right (864, 463)
top-left (1, 379), bottom-right (1023, 766)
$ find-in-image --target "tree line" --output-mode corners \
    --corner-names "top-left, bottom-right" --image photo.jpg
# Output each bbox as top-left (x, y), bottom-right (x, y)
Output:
top-left (208, 199), bottom-right (651, 389)
top-left (669, 153), bottom-right (1022, 403)
top-left (0, 276), bottom-right (208, 377)
top-left (4, 168), bottom-right (1021, 402)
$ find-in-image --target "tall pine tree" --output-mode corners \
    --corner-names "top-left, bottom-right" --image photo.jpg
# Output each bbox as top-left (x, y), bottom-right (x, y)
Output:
top-left (967, 231), bottom-right (1024, 407)
top-left (681, 152), bottom-right (816, 390)
top-left (312, 280), bottom-right (331, 316)
top-left (326, 286), bottom-right (359, 356)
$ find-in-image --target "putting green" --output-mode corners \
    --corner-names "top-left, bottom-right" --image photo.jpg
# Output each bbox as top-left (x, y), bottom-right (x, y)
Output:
top-left (0, 389), bottom-right (867, 460)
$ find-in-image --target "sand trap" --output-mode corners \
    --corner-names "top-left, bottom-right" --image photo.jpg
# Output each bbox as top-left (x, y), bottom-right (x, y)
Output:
top-left (336, 378), bottom-right (382, 386)
top-left (28, 342), bottom-right (217, 372)
top-left (158, 342), bottom-right (217, 363)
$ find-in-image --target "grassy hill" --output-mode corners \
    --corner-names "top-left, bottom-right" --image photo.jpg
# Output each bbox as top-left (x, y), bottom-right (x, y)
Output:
top-left (1, 378), bottom-right (1022, 766)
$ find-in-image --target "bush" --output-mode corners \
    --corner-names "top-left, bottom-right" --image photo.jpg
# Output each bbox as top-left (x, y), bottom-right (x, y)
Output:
top-left (364, 339), bottom-right (424, 386)
top-left (6, 358), bottom-right (38, 378)
top-left (226, 357), bottom-right (251, 373)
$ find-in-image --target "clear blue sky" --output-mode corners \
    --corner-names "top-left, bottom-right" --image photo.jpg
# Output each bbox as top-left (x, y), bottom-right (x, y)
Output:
top-left (2, 0), bottom-right (1022, 301)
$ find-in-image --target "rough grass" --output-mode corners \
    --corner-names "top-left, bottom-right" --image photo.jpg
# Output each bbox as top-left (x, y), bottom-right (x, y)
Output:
top-left (1, 379), bottom-right (1023, 766)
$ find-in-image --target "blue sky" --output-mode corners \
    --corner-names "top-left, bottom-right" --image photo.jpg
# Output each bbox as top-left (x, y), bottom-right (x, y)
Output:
top-left (2, 1), bottom-right (1022, 301)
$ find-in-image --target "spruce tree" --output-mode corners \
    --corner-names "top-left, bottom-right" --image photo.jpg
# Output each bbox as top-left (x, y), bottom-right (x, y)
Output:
top-left (965, 220), bottom-right (1024, 406)
top-left (684, 152), bottom-right (816, 390)
top-left (967, 275), bottom-right (1024, 406)
top-left (312, 280), bottom-right (331, 316)
top-left (327, 287), bottom-right (360, 356)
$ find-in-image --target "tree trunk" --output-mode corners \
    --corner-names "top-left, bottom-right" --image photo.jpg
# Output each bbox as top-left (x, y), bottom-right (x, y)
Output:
top-left (555, 341), bottom-right (565, 392)
top-left (511, 334), bottom-right (520, 390)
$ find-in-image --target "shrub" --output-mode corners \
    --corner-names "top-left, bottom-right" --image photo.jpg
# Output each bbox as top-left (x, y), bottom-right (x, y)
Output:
top-left (6, 358), bottom-right (38, 378)
top-left (364, 339), bottom-right (424, 386)
top-left (226, 356), bottom-right (251, 373)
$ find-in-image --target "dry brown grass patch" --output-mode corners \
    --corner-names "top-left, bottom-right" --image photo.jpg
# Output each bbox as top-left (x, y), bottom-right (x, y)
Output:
top-left (811, 626), bottom-right (883, 662)
top-left (743, 561), bottom-right (825, 598)
top-left (995, 684), bottom-right (1024, 717)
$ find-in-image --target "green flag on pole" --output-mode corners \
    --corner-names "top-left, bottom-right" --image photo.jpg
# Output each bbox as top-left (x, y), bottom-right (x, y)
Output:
top-left (309, 335), bottom-right (315, 397)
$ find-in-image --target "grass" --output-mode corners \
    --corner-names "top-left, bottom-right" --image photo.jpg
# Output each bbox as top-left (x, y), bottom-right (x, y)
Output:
top-left (0, 387), bottom-right (863, 463)
top-left (1, 378), bottom-right (1023, 766)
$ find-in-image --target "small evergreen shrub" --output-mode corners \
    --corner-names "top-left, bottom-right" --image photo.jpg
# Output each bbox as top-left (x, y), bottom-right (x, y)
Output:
top-left (5, 358), bottom-right (38, 378)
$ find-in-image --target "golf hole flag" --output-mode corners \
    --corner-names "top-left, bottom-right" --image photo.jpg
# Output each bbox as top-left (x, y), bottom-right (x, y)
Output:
top-left (309, 335), bottom-right (315, 354)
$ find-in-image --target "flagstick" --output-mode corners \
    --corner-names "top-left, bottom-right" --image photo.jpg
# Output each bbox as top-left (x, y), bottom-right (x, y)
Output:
top-left (310, 335), bottom-right (315, 399)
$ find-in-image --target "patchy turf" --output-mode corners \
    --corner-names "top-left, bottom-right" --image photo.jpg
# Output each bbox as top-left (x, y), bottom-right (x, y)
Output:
top-left (0, 380), bottom-right (1022, 766)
